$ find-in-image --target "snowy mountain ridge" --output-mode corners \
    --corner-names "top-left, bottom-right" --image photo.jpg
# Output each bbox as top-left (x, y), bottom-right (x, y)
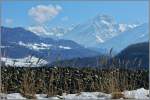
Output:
top-left (99, 23), bottom-right (148, 52)
top-left (43, 14), bottom-right (140, 48)
top-left (27, 14), bottom-right (139, 48)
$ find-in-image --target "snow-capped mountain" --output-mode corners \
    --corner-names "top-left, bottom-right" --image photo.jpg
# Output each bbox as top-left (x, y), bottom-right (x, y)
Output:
top-left (99, 23), bottom-right (149, 52)
top-left (63, 14), bottom-right (136, 47)
top-left (27, 14), bottom-right (143, 53)
top-left (1, 26), bottom-right (100, 65)
top-left (118, 24), bottom-right (138, 32)
top-left (28, 25), bottom-right (74, 39)
top-left (48, 26), bottom-right (75, 39)
top-left (1, 13), bottom-right (148, 66)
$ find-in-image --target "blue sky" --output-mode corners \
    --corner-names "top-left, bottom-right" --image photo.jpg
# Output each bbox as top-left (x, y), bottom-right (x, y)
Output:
top-left (1, 0), bottom-right (149, 28)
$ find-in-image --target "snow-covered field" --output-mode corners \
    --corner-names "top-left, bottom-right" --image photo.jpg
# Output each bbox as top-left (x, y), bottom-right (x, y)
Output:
top-left (1, 56), bottom-right (48, 67)
top-left (0, 88), bottom-right (149, 99)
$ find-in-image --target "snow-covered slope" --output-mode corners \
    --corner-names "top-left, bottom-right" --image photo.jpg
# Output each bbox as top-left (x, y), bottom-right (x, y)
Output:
top-left (28, 25), bottom-right (74, 39)
top-left (63, 14), bottom-right (135, 47)
top-left (1, 56), bottom-right (48, 67)
top-left (27, 14), bottom-right (145, 53)
top-left (48, 26), bottom-right (73, 39)
top-left (18, 41), bottom-right (72, 51)
top-left (99, 23), bottom-right (149, 52)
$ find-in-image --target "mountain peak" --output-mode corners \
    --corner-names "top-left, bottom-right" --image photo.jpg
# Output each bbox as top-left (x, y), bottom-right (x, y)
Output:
top-left (94, 14), bottom-right (114, 24)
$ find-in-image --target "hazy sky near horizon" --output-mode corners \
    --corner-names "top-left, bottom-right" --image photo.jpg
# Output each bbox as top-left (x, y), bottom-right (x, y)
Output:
top-left (1, 0), bottom-right (149, 28)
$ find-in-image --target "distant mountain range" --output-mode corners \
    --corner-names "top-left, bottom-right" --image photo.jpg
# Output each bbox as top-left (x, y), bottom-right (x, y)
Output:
top-left (63, 14), bottom-right (128, 47)
top-left (1, 27), bottom-right (99, 63)
top-left (62, 14), bottom-right (148, 52)
top-left (51, 42), bottom-right (149, 69)
top-left (29, 14), bottom-right (148, 53)
top-left (99, 23), bottom-right (149, 52)
top-left (1, 14), bottom-right (149, 67)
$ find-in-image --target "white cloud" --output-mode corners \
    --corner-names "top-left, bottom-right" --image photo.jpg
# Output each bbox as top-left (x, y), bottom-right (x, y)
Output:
top-left (28, 4), bottom-right (62, 24)
top-left (28, 26), bottom-right (53, 36)
top-left (5, 18), bottom-right (13, 25)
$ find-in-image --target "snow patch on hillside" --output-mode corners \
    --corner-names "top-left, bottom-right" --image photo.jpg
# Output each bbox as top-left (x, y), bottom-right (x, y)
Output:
top-left (59, 45), bottom-right (72, 49)
top-left (19, 41), bottom-right (52, 51)
top-left (95, 35), bottom-right (104, 43)
top-left (18, 41), bottom-right (72, 50)
top-left (119, 24), bottom-right (138, 32)
top-left (1, 56), bottom-right (48, 67)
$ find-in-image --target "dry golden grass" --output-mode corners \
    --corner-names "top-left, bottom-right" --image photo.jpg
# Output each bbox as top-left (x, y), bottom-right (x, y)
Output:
top-left (1, 52), bottom-right (149, 99)
top-left (20, 70), bottom-right (36, 99)
top-left (111, 92), bottom-right (125, 99)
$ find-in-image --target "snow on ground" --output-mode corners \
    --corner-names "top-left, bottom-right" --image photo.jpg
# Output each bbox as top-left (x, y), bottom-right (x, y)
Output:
top-left (0, 88), bottom-right (149, 99)
top-left (1, 56), bottom-right (48, 67)
top-left (123, 88), bottom-right (149, 99)
top-left (7, 93), bottom-right (26, 99)
top-left (62, 92), bottom-right (111, 99)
